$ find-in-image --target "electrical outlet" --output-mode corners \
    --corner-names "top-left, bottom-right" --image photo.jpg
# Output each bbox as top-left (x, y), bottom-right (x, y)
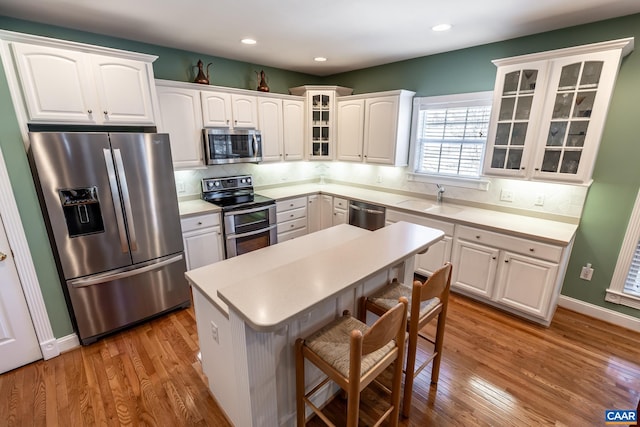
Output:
top-left (580, 263), bottom-right (594, 281)
top-left (210, 321), bottom-right (219, 343)
top-left (176, 180), bottom-right (186, 193)
top-left (535, 193), bottom-right (545, 206)
top-left (500, 189), bottom-right (514, 202)
top-left (377, 175), bottom-right (383, 183)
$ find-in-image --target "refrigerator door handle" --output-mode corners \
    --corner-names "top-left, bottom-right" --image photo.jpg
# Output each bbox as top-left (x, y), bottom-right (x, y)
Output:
top-left (103, 149), bottom-right (129, 253)
top-left (68, 254), bottom-right (184, 288)
top-left (113, 149), bottom-right (138, 252)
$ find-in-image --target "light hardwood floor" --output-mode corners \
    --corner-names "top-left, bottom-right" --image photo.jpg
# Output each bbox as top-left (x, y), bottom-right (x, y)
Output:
top-left (1, 293), bottom-right (638, 426)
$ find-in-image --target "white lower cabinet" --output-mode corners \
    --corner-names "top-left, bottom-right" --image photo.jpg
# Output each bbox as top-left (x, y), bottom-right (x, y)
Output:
top-left (276, 196), bottom-right (308, 242)
top-left (181, 212), bottom-right (224, 270)
top-left (332, 197), bottom-right (348, 226)
top-left (386, 209), bottom-right (453, 277)
top-left (451, 224), bottom-right (567, 324)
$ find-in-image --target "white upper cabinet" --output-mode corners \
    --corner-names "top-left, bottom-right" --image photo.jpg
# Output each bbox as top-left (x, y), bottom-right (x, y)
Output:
top-left (289, 85), bottom-right (354, 160)
top-left (483, 38), bottom-right (633, 184)
top-left (258, 97), bottom-right (284, 161)
top-left (257, 96), bottom-right (304, 162)
top-left (282, 99), bottom-right (304, 161)
top-left (156, 83), bottom-right (204, 169)
top-left (336, 99), bottom-right (365, 162)
top-left (10, 41), bottom-right (156, 125)
top-left (336, 90), bottom-right (414, 166)
top-left (201, 91), bottom-right (258, 129)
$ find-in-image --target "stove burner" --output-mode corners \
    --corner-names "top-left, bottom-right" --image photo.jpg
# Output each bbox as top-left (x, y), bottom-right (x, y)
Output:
top-left (201, 175), bottom-right (274, 211)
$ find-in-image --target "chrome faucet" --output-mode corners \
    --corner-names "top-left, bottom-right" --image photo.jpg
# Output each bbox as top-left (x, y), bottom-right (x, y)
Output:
top-left (436, 184), bottom-right (445, 203)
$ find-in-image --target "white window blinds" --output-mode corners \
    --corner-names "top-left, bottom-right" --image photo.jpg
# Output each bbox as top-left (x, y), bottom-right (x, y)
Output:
top-left (413, 92), bottom-right (492, 178)
top-left (624, 240), bottom-right (640, 297)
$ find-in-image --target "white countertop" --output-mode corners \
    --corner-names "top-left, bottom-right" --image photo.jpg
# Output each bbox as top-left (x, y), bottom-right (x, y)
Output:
top-left (178, 199), bottom-right (220, 218)
top-left (186, 222), bottom-right (444, 331)
top-left (256, 183), bottom-right (578, 245)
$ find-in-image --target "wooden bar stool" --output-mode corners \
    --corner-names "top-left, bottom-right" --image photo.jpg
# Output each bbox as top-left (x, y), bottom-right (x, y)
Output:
top-left (359, 262), bottom-right (452, 418)
top-left (295, 297), bottom-right (408, 427)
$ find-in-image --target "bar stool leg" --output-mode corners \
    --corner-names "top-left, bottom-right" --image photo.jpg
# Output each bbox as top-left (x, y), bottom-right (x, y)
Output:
top-left (431, 311), bottom-right (447, 384)
top-left (402, 325), bottom-right (418, 418)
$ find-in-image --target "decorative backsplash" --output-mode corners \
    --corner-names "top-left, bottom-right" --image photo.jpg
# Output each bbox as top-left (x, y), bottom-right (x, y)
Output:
top-left (174, 162), bottom-right (588, 219)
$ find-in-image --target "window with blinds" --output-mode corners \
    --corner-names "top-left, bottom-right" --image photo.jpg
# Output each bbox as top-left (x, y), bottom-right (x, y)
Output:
top-left (413, 93), bottom-right (492, 178)
top-left (624, 240), bottom-right (640, 297)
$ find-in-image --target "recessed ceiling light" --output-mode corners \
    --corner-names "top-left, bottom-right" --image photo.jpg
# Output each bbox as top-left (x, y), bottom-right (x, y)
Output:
top-left (241, 38), bottom-right (257, 45)
top-left (314, 57), bottom-right (327, 62)
top-left (432, 24), bottom-right (452, 32)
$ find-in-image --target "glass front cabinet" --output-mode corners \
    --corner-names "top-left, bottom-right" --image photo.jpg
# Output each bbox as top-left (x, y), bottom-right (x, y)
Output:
top-left (289, 85), bottom-right (353, 160)
top-left (483, 38), bottom-right (633, 183)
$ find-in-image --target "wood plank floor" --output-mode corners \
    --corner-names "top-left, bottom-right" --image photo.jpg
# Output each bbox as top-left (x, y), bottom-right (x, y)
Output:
top-left (1, 293), bottom-right (638, 426)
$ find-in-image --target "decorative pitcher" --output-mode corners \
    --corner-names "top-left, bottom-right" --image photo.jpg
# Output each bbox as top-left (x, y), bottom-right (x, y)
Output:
top-left (256, 70), bottom-right (269, 92)
top-left (194, 59), bottom-right (212, 85)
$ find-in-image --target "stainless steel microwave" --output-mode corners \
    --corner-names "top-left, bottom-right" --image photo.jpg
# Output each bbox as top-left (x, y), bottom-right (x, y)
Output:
top-left (203, 128), bottom-right (262, 165)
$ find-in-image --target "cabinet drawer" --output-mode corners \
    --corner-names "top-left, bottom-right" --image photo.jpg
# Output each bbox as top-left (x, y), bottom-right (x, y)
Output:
top-left (277, 217), bottom-right (307, 234)
top-left (278, 226), bottom-right (307, 243)
top-left (334, 197), bottom-right (348, 210)
top-left (181, 213), bottom-right (220, 232)
top-left (277, 206), bottom-right (306, 223)
top-left (386, 209), bottom-right (455, 236)
top-left (277, 196), bottom-right (307, 212)
top-left (455, 225), bottom-right (563, 262)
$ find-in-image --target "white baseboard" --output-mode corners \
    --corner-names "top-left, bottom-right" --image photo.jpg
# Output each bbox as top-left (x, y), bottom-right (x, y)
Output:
top-left (56, 333), bottom-right (80, 354)
top-left (558, 295), bottom-right (640, 333)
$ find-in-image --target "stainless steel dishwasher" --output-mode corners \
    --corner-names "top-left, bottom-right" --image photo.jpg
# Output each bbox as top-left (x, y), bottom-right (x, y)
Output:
top-left (348, 200), bottom-right (386, 230)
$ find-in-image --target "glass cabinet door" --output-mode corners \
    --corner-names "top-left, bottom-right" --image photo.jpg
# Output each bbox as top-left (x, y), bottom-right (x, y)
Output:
top-left (534, 58), bottom-right (606, 180)
top-left (485, 62), bottom-right (547, 176)
top-left (310, 92), bottom-right (332, 159)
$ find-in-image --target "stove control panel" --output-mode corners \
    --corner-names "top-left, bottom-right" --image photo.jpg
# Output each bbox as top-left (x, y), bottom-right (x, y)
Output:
top-left (202, 175), bottom-right (253, 193)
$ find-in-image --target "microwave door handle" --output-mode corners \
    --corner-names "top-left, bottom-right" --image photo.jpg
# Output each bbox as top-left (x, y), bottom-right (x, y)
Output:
top-left (113, 149), bottom-right (138, 252)
top-left (103, 149), bottom-right (129, 253)
top-left (253, 133), bottom-right (258, 156)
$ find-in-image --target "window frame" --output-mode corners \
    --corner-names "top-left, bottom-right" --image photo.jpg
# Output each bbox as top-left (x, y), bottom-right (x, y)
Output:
top-left (408, 91), bottom-right (493, 190)
top-left (606, 186), bottom-right (640, 310)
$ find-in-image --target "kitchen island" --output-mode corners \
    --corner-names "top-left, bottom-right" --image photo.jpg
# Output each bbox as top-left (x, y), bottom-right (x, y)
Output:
top-left (186, 221), bottom-right (444, 426)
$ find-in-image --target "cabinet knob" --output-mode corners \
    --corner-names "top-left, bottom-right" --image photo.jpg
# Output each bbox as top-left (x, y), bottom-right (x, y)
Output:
top-left (103, 111), bottom-right (108, 115)
top-left (290, 224), bottom-right (295, 228)
top-left (0, 252), bottom-right (7, 262)
top-left (492, 256), bottom-right (496, 260)
top-left (87, 109), bottom-right (92, 114)
top-left (529, 248), bottom-right (535, 252)
top-left (505, 259), bottom-right (509, 263)
top-left (520, 167), bottom-right (525, 170)
top-left (290, 214), bottom-right (294, 217)
top-left (534, 168), bottom-right (540, 171)
top-left (198, 221), bottom-right (203, 225)
top-left (475, 235), bottom-right (481, 239)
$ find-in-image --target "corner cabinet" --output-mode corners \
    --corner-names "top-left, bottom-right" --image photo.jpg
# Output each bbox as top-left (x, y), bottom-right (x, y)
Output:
top-left (8, 40), bottom-right (157, 125)
top-left (483, 38), bottom-right (634, 184)
top-left (337, 90), bottom-right (414, 166)
top-left (289, 85), bottom-right (353, 160)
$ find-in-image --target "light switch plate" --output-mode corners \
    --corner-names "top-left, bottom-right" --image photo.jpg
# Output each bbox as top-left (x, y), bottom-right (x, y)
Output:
top-left (500, 189), bottom-right (514, 202)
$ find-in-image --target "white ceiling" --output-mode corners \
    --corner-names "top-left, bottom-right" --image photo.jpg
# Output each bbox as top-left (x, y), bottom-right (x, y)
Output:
top-left (1, 0), bottom-right (640, 76)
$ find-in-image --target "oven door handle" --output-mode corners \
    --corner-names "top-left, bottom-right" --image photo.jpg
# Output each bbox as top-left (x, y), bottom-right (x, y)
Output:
top-left (226, 224), bottom-right (277, 240)
top-left (225, 204), bottom-right (275, 216)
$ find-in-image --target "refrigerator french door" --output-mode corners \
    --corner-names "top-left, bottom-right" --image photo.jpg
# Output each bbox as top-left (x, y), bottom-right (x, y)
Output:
top-left (29, 132), bottom-right (189, 344)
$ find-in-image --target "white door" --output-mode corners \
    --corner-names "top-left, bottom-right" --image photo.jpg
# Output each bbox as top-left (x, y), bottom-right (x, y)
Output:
top-left (0, 213), bottom-right (41, 373)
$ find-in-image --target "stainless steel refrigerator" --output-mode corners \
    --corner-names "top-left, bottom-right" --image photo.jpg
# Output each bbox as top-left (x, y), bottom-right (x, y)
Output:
top-left (29, 132), bottom-right (189, 345)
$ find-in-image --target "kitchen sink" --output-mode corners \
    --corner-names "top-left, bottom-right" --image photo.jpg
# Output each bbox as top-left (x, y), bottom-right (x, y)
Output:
top-left (395, 199), bottom-right (434, 211)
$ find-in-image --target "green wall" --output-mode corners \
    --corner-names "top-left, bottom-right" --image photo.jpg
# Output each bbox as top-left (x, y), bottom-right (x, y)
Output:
top-left (1, 12), bottom-right (639, 339)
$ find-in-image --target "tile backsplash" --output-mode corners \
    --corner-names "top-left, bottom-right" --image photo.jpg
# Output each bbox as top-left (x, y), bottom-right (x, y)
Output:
top-left (174, 161), bottom-right (588, 219)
